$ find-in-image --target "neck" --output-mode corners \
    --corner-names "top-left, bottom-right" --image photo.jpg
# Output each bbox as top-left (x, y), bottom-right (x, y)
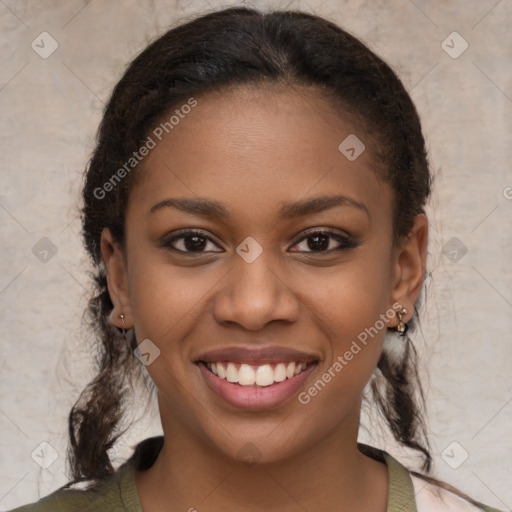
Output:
top-left (135, 403), bottom-right (388, 512)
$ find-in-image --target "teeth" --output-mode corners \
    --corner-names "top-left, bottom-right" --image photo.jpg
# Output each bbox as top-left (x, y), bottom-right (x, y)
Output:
top-left (225, 362), bottom-right (238, 383)
top-left (206, 361), bottom-right (309, 386)
top-left (255, 365), bottom-right (274, 386)
top-left (238, 364), bottom-right (255, 385)
top-left (274, 363), bottom-right (287, 382)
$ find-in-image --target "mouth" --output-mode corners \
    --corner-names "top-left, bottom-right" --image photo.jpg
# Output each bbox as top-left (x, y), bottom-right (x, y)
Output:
top-left (195, 358), bottom-right (319, 410)
top-left (201, 360), bottom-right (311, 386)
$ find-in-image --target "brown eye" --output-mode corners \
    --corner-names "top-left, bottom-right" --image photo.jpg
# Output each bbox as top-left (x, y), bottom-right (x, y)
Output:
top-left (162, 230), bottom-right (223, 254)
top-left (304, 233), bottom-right (331, 251)
top-left (290, 229), bottom-right (360, 254)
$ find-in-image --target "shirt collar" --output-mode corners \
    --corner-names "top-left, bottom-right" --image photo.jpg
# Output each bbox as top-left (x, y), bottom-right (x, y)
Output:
top-left (117, 437), bottom-right (418, 512)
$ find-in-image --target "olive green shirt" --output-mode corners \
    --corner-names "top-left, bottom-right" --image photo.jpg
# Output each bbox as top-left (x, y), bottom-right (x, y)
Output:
top-left (8, 437), bottom-right (503, 512)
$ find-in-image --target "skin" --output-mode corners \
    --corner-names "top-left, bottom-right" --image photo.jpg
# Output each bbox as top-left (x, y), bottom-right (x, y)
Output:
top-left (101, 84), bottom-right (428, 512)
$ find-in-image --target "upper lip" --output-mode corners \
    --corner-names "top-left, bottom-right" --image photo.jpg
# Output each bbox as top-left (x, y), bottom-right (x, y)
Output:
top-left (195, 346), bottom-right (319, 365)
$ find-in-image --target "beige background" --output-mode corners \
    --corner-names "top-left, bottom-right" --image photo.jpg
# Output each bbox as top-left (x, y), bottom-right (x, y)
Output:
top-left (0, 0), bottom-right (511, 510)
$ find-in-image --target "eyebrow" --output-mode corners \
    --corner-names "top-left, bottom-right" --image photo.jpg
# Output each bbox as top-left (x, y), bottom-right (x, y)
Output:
top-left (149, 194), bottom-right (369, 219)
top-left (150, 197), bottom-right (229, 218)
top-left (279, 194), bottom-right (369, 219)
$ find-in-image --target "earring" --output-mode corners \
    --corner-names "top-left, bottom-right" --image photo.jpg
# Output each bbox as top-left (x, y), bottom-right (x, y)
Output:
top-left (118, 312), bottom-right (131, 347)
top-left (396, 307), bottom-right (408, 336)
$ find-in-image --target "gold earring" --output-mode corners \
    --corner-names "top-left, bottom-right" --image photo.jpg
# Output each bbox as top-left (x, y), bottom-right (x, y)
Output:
top-left (120, 313), bottom-right (126, 328)
top-left (396, 307), bottom-right (408, 336)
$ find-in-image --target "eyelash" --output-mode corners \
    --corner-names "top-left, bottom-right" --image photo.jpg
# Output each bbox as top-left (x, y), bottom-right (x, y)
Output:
top-left (161, 228), bottom-right (360, 255)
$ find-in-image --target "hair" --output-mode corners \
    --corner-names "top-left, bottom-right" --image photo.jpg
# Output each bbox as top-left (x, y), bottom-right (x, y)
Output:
top-left (71, 4), bottom-right (437, 491)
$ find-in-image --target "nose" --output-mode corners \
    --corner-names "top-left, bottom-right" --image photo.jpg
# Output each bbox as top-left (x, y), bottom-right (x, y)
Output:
top-left (212, 250), bottom-right (300, 331)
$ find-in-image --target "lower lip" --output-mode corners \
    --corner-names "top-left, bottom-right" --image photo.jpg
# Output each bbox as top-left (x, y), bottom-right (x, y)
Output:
top-left (197, 362), bottom-right (318, 410)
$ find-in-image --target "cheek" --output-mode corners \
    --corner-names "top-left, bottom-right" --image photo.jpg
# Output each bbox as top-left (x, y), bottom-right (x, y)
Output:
top-left (297, 245), bottom-right (392, 341)
top-left (126, 247), bottom-right (227, 362)
top-left (297, 303), bottom-right (387, 433)
top-left (126, 257), bottom-right (216, 414)
top-left (294, 250), bottom-right (392, 403)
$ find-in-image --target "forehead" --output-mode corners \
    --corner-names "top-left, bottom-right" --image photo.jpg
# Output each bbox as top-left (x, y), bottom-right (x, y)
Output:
top-left (127, 84), bottom-right (393, 228)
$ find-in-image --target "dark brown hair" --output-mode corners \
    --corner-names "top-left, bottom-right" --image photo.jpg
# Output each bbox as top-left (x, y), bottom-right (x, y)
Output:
top-left (73, 5), bottom-right (434, 486)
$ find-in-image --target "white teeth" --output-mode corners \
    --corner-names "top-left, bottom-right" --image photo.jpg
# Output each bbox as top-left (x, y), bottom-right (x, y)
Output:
top-left (274, 363), bottom-right (287, 382)
top-left (294, 363), bottom-right (306, 375)
top-left (225, 362), bottom-right (238, 383)
top-left (255, 365), bottom-right (274, 386)
top-left (238, 364), bottom-right (255, 385)
top-left (206, 360), bottom-right (310, 386)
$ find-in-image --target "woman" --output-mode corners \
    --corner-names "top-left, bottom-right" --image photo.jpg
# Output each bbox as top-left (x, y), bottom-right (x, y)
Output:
top-left (9, 6), bottom-right (503, 512)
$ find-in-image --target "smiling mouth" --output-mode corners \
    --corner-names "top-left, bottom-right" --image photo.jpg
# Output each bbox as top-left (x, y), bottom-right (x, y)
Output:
top-left (198, 360), bottom-right (318, 387)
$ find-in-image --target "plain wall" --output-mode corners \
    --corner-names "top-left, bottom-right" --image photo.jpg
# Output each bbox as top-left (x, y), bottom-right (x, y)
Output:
top-left (0, 0), bottom-right (511, 510)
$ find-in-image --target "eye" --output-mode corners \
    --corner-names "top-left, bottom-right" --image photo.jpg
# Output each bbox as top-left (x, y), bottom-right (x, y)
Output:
top-left (161, 229), bottom-right (223, 254)
top-left (290, 228), bottom-right (360, 254)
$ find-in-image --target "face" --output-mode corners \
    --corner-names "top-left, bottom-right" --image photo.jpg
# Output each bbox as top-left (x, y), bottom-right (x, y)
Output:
top-left (102, 84), bottom-right (427, 464)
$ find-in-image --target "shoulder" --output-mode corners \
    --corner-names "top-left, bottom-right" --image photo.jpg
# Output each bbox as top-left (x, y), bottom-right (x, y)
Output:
top-left (6, 436), bottom-right (162, 512)
top-left (6, 488), bottom-right (105, 512)
top-left (6, 487), bottom-right (109, 512)
top-left (5, 463), bottom-right (138, 512)
top-left (410, 474), bottom-right (504, 512)
top-left (361, 444), bottom-right (503, 512)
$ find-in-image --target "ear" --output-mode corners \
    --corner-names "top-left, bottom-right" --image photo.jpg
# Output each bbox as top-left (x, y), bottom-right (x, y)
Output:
top-left (388, 214), bottom-right (428, 326)
top-left (100, 227), bottom-right (133, 329)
